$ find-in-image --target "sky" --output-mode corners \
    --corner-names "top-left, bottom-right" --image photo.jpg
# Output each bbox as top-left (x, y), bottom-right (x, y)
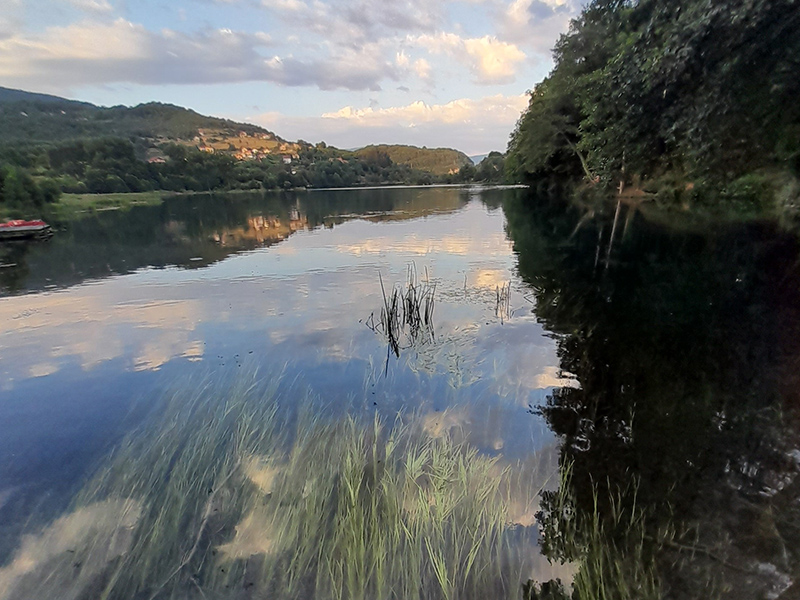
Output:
top-left (0, 0), bottom-right (582, 155)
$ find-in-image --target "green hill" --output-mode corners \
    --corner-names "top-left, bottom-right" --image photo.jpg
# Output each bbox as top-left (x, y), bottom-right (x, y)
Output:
top-left (0, 87), bottom-right (283, 145)
top-left (355, 145), bottom-right (472, 176)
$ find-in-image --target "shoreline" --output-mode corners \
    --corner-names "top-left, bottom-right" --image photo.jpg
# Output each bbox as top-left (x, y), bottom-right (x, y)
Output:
top-left (48, 183), bottom-right (528, 213)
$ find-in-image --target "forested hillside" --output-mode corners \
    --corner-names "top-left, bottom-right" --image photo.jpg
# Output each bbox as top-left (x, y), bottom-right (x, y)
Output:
top-left (506, 0), bottom-right (800, 209)
top-left (0, 87), bottom-right (274, 144)
top-left (355, 145), bottom-right (472, 176)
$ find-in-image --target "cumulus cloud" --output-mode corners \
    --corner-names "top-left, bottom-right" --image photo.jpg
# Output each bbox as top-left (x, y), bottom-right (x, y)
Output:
top-left (252, 93), bottom-right (528, 154)
top-left (412, 33), bottom-right (526, 84)
top-left (0, 19), bottom-right (396, 91)
top-left (413, 58), bottom-right (433, 82)
top-left (321, 93), bottom-right (528, 126)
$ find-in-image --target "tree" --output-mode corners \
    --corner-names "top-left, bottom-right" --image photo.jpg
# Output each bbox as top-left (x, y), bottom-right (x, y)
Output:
top-left (0, 165), bottom-right (60, 207)
top-left (457, 163), bottom-right (476, 182)
top-left (506, 0), bottom-right (800, 197)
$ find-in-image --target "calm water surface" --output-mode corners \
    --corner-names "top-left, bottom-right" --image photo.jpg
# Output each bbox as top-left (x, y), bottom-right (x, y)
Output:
top-left (1, 187), bottom-right (799, 599)
top-left (0, 188), bottom-right (560, 465)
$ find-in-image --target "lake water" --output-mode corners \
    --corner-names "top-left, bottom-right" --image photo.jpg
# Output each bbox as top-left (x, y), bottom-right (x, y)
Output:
top-left (0, 187), bottom-right (798, 599)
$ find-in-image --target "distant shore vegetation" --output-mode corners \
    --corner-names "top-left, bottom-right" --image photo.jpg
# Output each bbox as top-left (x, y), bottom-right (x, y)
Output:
top-left (0, 140), bottom-right (506, 217)
top-left (0, 164), bottom-right (61, 212)
top-left (0, 89), bottom-right (509, 217)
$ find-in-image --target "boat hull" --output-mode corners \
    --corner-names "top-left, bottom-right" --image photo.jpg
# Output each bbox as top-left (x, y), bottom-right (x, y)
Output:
top-left (0, 221), bottom-right (53, 240)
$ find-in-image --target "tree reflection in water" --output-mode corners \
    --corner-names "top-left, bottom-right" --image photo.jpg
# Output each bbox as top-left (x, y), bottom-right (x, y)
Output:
top-left (504, 190), bottom-right (800, 599)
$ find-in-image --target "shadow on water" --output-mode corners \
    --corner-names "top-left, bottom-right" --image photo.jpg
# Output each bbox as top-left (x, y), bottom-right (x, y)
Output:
top-left (504, 190), bottom-right (800, 598)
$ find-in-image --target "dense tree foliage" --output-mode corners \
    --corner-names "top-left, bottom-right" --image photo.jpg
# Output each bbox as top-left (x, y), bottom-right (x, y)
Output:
top-left (507, 0), bottom-right (800, 201)
top-left (0, 166), bottom-right (60, 209)
top-left (473, 152), bottom-right (506, 183)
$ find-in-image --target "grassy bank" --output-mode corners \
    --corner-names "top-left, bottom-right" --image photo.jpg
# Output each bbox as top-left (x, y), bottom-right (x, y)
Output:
top-left (0, 191), bottom-right (164, 221)
top-left (53, 191), bottom-right (166, 215)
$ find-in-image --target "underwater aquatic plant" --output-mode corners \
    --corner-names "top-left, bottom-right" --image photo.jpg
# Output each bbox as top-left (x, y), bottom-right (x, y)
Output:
top-left (0, 372), bottom-right (548, 600)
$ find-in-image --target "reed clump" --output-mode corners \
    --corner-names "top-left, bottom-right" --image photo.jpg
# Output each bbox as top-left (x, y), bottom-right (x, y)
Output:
top-left (496, 282), bottom-right (512, 324)
top-left (368, 265), bottom-right (436, 357)
top-left (0, 373), bottom-right (541, 600)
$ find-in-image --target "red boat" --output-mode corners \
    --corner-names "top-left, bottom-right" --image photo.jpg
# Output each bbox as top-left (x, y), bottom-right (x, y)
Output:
top-left (0, 219), bottom-right (52, 240)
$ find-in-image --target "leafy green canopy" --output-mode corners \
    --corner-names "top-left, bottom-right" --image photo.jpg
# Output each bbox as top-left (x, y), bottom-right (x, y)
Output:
top-left (507, 0), bottom-right (800, 187)
top-left (0, 166), bottom-right (60, 210)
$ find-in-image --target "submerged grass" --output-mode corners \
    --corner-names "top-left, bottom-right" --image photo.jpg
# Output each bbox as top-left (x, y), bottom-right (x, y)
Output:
top-left (0, 372), bottom-right (542, 600)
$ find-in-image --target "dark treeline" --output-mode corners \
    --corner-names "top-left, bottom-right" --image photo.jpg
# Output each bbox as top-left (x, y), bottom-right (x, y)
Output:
top-left (2, 139), bottom-right (436, 194)
top-left (506, 0), bottom-right (800, 209)
top-left (0, 97), bottom-right (268, 144)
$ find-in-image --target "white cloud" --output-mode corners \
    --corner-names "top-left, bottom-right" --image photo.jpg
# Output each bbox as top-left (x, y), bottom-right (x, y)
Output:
top-left (412, 33), bottom-right (526, 84)
top-left (413, 58), bottom-right (432, 82)
top-left (321, 93), bottom-right (528, 126)
top-left (262, 0), bottom-right (305, 10)
top-left (0, 19), bottom-right (395, 91)
top-left (262, 0), bottom-right (443, 44)
top-left (251, 93), bottom-right (528, 154)
top-left (395, 52), bottom-right (431, 85)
